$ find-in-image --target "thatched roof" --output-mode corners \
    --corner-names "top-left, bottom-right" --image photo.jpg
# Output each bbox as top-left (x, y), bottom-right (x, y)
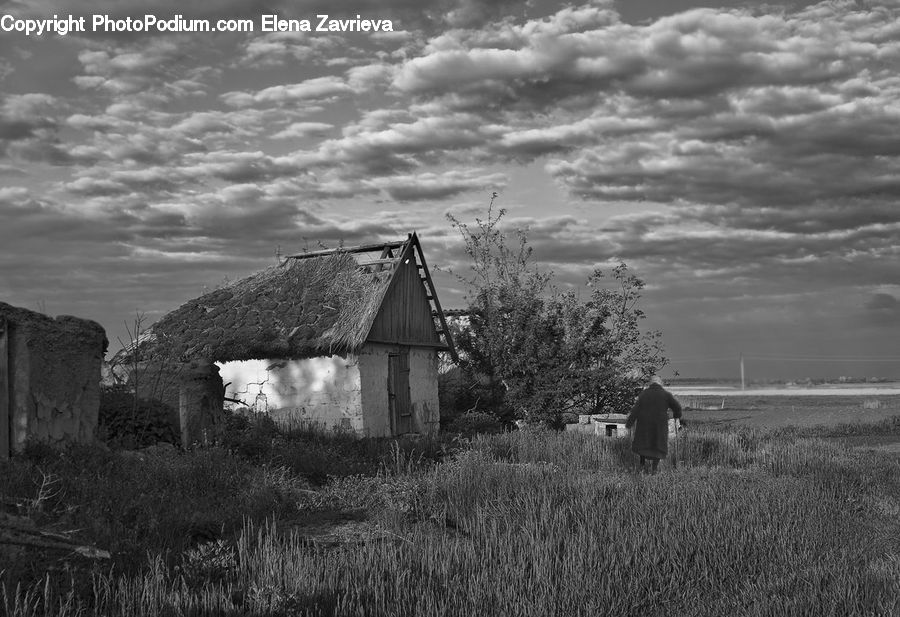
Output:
top-left (152, 252), bottom-right (394, 362)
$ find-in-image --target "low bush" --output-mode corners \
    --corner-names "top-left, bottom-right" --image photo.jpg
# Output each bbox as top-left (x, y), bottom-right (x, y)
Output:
top-left (444, 412), bottom-right (503, 437)
top-left (97, 385), bottom-right (179, 449)
top-left (0, 443), bottom-right (308, 589)
top-left (219, 411), bottom-right (280, 462)
top-left (271, 432), bottom-right (446, 484)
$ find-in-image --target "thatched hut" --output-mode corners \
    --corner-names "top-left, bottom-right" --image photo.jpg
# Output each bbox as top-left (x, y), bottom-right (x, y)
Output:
top-left (151, 233), bottom-right (456, 437)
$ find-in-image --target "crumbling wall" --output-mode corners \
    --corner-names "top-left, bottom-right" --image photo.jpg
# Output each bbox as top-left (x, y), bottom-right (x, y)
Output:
top-left (109, 357), bottom-right (225, 448)
top-left (218, 356), bottom-right (364, 433)
top-left (0, 302), bottom-right (107, 453)
top-left (179, 359), bottom-right (226, 447)
top-left (216, 345), bottom-right (440, 439)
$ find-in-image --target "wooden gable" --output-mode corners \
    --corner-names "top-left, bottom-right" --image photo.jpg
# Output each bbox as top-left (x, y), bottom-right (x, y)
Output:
top-left (366, 242), bottom-right (443, 348)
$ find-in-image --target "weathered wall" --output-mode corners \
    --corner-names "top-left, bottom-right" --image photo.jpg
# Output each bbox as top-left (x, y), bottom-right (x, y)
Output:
top-left (217, 345), bottom-right (439, 438)
top-left (358, 343), bottom-right (439, 437)
top-left (0, 302), bottom-right (107, 453)
top-left (408, 346), bottom-right (440, 435)
top-left (218, 356), bottom-right (364, 433)
top-left (367, 252), bottom-right (441, 346)
top-left (179, 360), bottom-right (226, 447)
top-left (110, 359), bottom-right (223, 448)
top-left (358, 345), bottom-right (391, 437)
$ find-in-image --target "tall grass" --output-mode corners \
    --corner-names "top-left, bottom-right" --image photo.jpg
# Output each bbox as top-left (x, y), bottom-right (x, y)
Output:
top-left (3, 425), bottom-right (899, 616)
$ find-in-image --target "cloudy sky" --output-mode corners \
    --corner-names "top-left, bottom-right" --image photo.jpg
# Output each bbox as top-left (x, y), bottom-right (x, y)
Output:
top-left (1, 0), bottom-right (899, 380)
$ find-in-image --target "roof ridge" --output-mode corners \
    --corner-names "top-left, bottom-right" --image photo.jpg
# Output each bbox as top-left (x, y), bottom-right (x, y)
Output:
top-left (284, 236), bottom-right (411, 261)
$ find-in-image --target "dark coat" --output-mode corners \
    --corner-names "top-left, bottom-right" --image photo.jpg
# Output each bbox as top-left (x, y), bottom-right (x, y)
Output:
top-left (625, 383), bottom-right (682, 460)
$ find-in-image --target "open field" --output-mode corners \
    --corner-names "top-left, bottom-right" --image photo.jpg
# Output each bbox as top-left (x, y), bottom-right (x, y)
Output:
top-left (2, 416), bottom-right (900, 617)
top-left (672, 391), bottom-right (900, 429)
top-left (672, 384), bottom-right (900, 396)
top-left (673, 392), bottom-right (900, 455)
top-left (673, 388), bottom-right (900, 397)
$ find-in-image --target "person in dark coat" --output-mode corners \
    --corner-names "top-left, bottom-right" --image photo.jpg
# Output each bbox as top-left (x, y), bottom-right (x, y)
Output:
top-left (625, 375), bottom-right (682, 474)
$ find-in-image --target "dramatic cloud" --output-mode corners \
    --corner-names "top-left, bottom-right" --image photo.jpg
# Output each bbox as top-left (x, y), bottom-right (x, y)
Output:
top-left (368, 169), bottom-right (509, 201)
top-left (221, 76), bottom-right (354, 107)
top-left (238, 33), bottom-right (351, 68)
top-left (1, 0), bottom-right (898, 377)
top-left (0, 93), bottom-right (77, 164)
top-left (270, 122), bottom-right (335, 140)
top-left (383, 0), bottom-right (900, 220)
top-left (74, 39), bottom-right (196, 101)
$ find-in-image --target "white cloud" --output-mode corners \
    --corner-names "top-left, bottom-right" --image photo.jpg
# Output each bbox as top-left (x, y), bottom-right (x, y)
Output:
top-left (367, 169), bottom-right (509, 200)
top-left (270, 122), bottom-right (334, 140)
top-left (221, 76), bottom-right (353, 107)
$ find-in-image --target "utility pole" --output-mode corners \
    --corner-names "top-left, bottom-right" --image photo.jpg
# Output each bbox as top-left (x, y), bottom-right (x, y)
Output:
top-left (740, 352), bottom-right (745, 390)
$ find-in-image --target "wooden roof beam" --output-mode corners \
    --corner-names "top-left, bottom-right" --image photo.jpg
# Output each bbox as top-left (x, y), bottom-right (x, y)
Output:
top-left (285, 239), bottom-right (408, 260)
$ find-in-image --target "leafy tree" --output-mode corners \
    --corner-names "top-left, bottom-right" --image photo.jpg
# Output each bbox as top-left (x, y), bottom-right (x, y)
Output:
top-left (447, 196), bottom-right (666, 427)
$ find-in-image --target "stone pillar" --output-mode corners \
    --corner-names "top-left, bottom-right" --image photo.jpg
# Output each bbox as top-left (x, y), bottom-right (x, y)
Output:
top-left (178, 359), bottom-right (225, 448)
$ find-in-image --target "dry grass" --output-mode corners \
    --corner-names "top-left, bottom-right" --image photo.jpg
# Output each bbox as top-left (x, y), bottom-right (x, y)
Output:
top-left (3, 423), bottom-right (899, 616)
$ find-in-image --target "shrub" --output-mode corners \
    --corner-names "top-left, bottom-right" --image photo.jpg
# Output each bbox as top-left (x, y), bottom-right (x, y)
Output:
top-left (220, 411), bottom-right (279, 462)
top-left (176, 539), bottom-right (238, 585)
top-left (560, 412), bottom-right (579, 425)
top-left (445, 412), bottom-right (503, 437)
top-left (447, 202), bottom-right (666, 429)
top-left (438, 367), bottom-right (517, 426)
top-left (98, 385), bottom-right (179, 449)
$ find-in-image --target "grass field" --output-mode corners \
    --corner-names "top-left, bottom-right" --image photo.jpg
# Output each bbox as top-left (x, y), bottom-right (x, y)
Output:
top-left (2, 411), bottom-right (899, 616)
top-left (677, 392), bottom-right (900, 432)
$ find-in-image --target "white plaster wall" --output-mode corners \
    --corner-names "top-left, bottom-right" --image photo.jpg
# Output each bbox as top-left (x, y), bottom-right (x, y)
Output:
top-left (218, 346), bottom-right (439, 438)
top-left (217, 356), bottom-right (363, 432)
top-left (408, 346), bottom-right (440, 435)
top-left (357, 344), bottom-right (440, 437)
top-left (358, 344), bottom-right (391, 438)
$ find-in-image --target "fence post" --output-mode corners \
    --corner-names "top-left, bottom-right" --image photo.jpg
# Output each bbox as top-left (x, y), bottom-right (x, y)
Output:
top-left (0, 317), bottom-right (9, 459)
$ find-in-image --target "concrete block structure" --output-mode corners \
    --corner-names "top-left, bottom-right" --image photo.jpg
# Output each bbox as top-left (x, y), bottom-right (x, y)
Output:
top-left (583, 413), bottom-right (681, 438)
top-left (591, 413), bottom-right (631, 438)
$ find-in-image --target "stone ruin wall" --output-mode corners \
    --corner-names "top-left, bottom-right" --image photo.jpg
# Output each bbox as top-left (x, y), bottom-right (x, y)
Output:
top-left (1, 302), bottom-right (107, 453)
top-left (112, 358), bottom-right (226, 448)
top-left (177, 359), bottom-right (226, 447)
